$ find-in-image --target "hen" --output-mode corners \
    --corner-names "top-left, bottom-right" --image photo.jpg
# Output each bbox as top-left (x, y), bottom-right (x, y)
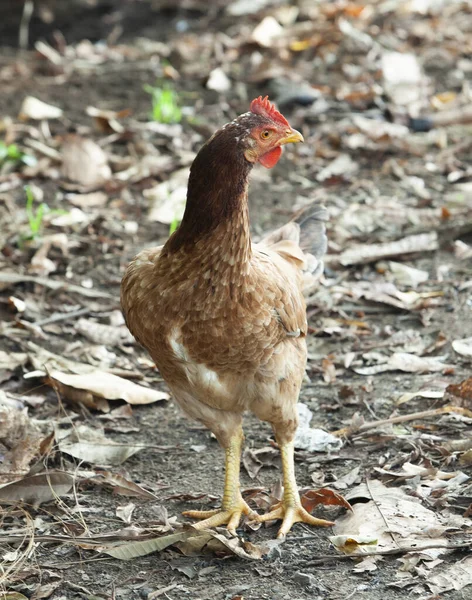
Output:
top-left (121, 96), bottom-right (331, 538)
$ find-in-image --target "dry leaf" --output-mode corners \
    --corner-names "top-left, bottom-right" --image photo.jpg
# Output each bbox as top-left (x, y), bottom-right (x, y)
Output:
top-left (0, 351), bottom-right (28, 372)
top-left (445, 378), bottom-right (472, 408)
top-left (317, 154), bottom-right (358, 182)
top-left (145, 168), bottom-right (189, 224)
top-left (116, 503), bottom-right (136, 524)
top-left (396, 389), bottom-right (445, 405)
top-left (95, 471), bottom-right (158, 500)
top-left (427, 557), bottom-right (472, 594)
top-left (58, 425), bottom-right (144, 466)
top-left (47, 370), bottom-right (169, 405)
top-left (338, 233), bottom-right (439, 266)
top-left (207, 68), bottom-right (231, 92)
top-left (354, 352), bottom-right (454, 375)
top-left (19, 96), bottom-right (63, 120)
top-left (101, 530), bottom-right (193, 559)
top-left (75, 318), bottom-right (135, 346)
top-left (452, 337), bottom-right (472, 358)
top-left (61, 135), bottom-right (111, 189)
top-left (251, 16), bottom-right (283, 47)
top-left (0, 472), bottom-right (73, 504)
top-left (294, 403), bottom-right (343, 452)
top-left (334, 480), bottom-right (452, 561)
top-left (301, 488), bottom-right (351, 513)
top-left (329, 534), bottom-right (378, 554)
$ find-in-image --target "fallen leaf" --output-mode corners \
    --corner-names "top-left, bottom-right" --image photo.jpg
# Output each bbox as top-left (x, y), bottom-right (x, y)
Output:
top-left (19, 96), bottom-right (63, 120)
top-left (75, 318), bottom-right (135, 346)
top-left (57, 424), bottom-right (144, 466)
top-left (445, 378), bottom-right (472, 408)
top-left (47, 370), bottom-right (169, 406)
top-left (95, 471), bottom-right (158, 500)
top-left (388, 261), bottom-right (429, 288)
top-left (242, 447), bottom-right (279, 479)
top-left (116, 503), bottom-right (136, 524)
top-left (0, 472), bottom-right (73, 504)
top-left (317, 154), bottom-right (359, 182)
top-left (145, 168), bottom-right (188, 224)
top-left (427, 557), bottom-right (472, 593)
top-left (396, 389), bottom-right (445, 405)
top-left (251, 16), bottom-right (283, 47)
top-left (207, 68), bottom-right (231, 92)
top-left (329, 534), bottom-right (378, 554)
top-left (301, 488), bottom-right (351, 513)
top-left (294, 404), bottom-right (343, 452)
top-left (101, 530), bottom-right (193, 559)
top-left (0, 351), bottom-right (28, 372)
top-left (338, 233), bottom-right (439, 266)
top-left (354, 353), bottom-right (454, 375)
top-left (30, 581), bottom-right (62, 600)
top-left (381, 52), bottom-right (424, 107)
top-left (61, 135), bottom-right (111, 189)
top-left (452, 337), bottom-right (472, 358)
top-left (333, 480), bottom-right (453, 562)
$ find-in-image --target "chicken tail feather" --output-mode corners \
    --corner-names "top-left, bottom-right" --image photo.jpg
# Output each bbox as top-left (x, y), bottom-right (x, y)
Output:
top-left (292, 204), bottom-right (328, 264)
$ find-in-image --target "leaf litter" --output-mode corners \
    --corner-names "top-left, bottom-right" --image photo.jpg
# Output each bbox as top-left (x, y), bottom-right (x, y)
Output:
top-left (0, 0), bottom-right (472, 598)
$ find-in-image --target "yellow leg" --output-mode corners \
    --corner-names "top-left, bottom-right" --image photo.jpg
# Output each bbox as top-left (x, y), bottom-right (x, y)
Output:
top-left (259, 441), bottom-right (334, 538)
top-left (182, 431), bottom-right (259, 536)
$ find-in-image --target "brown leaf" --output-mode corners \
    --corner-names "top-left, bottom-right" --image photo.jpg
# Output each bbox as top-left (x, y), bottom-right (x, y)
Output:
top-left (446, 378), bottom-right (472, 409)
top-left (30, 582), bottom-right (62, 600)
top-left (0, 472), bottom-right (73, 504)
top-left (301, 488), bottom-right (352, 513)
top-left (95, 471), bottom-right (158, 500)
top-left (47, 370), bottom-right (169, 406)
top-left (61, 134), bottom-right (111, 189)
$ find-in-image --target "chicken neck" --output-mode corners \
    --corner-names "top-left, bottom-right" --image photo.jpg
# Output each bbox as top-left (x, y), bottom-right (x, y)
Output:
top-left (165, 125), bottom-right (253, 270)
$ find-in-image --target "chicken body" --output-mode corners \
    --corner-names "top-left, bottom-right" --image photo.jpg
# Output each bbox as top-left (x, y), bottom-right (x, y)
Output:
top-left (121, 98), bottom-right (331, 537)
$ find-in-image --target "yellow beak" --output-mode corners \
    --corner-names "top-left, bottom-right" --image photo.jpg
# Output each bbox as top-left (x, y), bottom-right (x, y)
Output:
top-left (279, 128), bottom-right (304, 145)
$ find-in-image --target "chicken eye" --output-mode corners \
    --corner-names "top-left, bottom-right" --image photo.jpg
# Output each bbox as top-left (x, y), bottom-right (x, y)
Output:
top-left (260, 130), bottom-right (271, 139)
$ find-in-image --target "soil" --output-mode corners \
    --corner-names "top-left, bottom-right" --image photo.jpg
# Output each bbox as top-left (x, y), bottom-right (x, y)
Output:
top-left (1, 2), bottom-right (472, 600)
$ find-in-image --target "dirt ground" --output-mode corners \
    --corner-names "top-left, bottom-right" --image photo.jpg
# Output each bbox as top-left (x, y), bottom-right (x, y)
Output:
top-left (1, 1), bottom-right (472, 599)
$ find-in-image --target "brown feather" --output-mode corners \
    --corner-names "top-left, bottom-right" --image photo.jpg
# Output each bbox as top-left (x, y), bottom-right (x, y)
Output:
top-left (121, 110), bottom-right (326, 447)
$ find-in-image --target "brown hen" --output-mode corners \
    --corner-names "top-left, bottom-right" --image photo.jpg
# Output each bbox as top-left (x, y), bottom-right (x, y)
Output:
top-left (121, 96), bottom-right (331, 538)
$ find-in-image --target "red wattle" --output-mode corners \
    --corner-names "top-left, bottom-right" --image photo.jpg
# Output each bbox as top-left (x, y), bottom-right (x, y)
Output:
top-left (259, 146), bottom-right (282, 169)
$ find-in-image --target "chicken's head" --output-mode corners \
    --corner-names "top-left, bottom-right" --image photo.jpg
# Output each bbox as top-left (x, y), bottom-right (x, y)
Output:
top-left (239, 96), bottom-right (304, 169)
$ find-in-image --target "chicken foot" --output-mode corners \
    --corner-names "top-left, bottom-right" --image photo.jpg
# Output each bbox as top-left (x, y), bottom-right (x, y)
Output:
top-left (259, 441), bottom-right (334, 538)
top-left (182, 430), bottom-right (259, 536)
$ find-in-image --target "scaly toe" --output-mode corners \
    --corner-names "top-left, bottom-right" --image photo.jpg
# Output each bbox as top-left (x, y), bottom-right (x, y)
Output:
top-left (259, 501), bottom-right (333, 537)
top-left (277, 504), bottom-right (334, 538)
top-left (183, 500), bottom-right (260, 535)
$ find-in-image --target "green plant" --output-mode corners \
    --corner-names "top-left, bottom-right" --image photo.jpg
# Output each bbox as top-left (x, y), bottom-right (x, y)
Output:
top-left (144, 83), bottom-right (182, 124)
top-left (0, 141), bottom-right (36, 167)
top-left (169, 215), bottom-right (180, 235)
top-left (24, 185), bottom-right (48, 239)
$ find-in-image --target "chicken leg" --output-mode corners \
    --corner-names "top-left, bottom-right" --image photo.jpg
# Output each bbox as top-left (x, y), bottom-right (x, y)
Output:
top-left (183, 429), bottom-right (259, 536)
top-left (259, 441), bottom-right (334, 538)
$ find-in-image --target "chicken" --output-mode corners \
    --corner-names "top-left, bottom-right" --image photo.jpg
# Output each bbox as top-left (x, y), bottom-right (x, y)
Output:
top-left (121, 96), bottom-right (332, 538)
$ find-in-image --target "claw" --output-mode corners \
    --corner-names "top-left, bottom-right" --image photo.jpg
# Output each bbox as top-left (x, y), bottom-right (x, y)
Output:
top-left (183, 500), bottom-right (260, 536)
top-left (259, 500), bottom-right (334, 538)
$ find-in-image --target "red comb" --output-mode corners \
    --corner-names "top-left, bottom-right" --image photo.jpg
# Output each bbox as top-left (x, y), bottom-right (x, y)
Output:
top-left (250, 96), bottom-right (289, 126)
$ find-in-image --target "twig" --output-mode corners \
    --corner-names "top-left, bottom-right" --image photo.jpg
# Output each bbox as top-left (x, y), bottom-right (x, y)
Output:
top-left (333, 406), bottom-right (472, 438)
top-left (19, 0), bottom-right (34, 50)
top-left (365, 477), bottom-right (399, 549)
top-left (33, 307), bottom-right (92, 327)
top-left (0, 272), bottom-right (115, 300)
top-left (299, 540), bottom-right (472, 566)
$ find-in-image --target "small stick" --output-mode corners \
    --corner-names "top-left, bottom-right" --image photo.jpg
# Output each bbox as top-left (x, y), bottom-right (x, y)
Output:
top-left (19, 0), bottom-right (34, 50)
top-left (299, 540), bottom-right (472, 566)
top-left (333, 406), bottom-right (472, 438)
